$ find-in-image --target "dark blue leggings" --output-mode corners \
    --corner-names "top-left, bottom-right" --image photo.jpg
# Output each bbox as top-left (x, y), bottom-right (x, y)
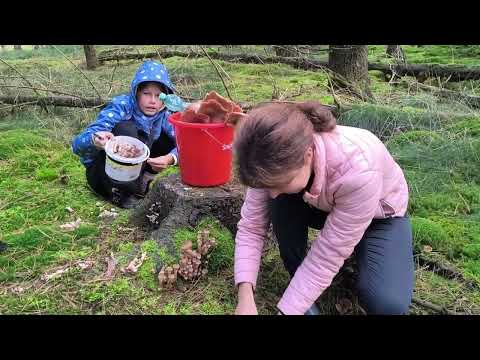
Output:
top-left (269, 192), bottom-right (414, 315)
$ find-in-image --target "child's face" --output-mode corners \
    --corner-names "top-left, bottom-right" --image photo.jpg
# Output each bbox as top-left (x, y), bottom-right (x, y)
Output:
top-left (268, 146), bottom-right (314, 199)
top-left (137, 83), bottom-right (164, 116)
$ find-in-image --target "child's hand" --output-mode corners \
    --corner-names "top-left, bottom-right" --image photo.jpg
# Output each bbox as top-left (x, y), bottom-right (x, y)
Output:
top-left (92, 131), bottom-right (114, 150)
top-left (147, 155), bottom-right (174, 172)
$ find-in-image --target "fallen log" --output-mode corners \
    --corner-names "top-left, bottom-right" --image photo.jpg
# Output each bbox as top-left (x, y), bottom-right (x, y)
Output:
top-left (412, 297), bottom-right (464, 315)
top-left (416, 253), bottom-right (480, 290)
top-left (370, 63), bottom-right (480, 82)
top-left (398, 81), bottom-right (480, 108)
top-left (98, 49), bottom-right (329, 72)
top-left (0, 95), bottom-right (107, 108)
top-left (0, 94), bottom-right (341, 115)
top-left (98, 49), bottom-right (480, 82)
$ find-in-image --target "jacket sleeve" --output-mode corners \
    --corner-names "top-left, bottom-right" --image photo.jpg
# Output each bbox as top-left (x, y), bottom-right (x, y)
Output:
top-left (71, 97), bottom-right (129, 161)
top-left (161, 110), bottom-right (179, 165)
top-left (277, 170), bottom-right (383, 315)
top-left (234, 188), bottom-right (271, 289)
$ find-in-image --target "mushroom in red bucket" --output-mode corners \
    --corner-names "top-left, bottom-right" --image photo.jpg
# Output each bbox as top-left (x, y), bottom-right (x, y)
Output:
top-left (181, 91), bottom-right (247, 126)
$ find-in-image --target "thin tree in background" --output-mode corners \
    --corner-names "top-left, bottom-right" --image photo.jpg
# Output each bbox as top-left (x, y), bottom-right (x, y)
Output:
top-left (83, 45), bottom-right (99, 70)
top-left (386, 45), bottom-right (406, 65)
top-left (272, 45), bottom-right (297, 57)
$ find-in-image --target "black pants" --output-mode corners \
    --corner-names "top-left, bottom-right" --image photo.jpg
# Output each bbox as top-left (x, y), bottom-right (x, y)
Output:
top-left (269, 192), bottom-right (414, 315)
top-left (86, 121), bottom-right (175, 200)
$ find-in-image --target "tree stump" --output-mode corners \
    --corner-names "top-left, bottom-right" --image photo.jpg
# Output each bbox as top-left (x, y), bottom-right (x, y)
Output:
top-left (130, 173), bottom-right (245, 255)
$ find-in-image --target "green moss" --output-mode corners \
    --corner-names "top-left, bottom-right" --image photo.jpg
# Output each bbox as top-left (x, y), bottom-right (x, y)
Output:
top-left (74, 224), bottom-right (100, 238)
top-left (445, 117), bottom-right (480, 137)
top-left (411, 216), bottom-right (449, 254)
top-left (137, 258), bottom-right (157, 290)
top-left (150, 166), bottom-right (180, 189)
top-left (172, 217), bottom-right (234, 274)
top-left (82, 279), bottom-right (134, 304)
top-left (197, 218), bottom-right (234, 273)
top-left (35, 167), bottom-right (58, 181)
top-left (161, 302), bottom-right (178, 315)
top-left (387, 130), bottom-right (443, 147)
top-left (157, 247), bottom-right (177, 266)
top-left (199, 296), bottom-right (225, 315)
top-left (117, 242), bottom-right (135, 254)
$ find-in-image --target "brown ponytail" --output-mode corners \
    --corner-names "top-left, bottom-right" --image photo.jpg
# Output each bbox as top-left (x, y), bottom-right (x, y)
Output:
top-left (233, 100), bottom-right (336, 188)
top-left (296, 101), bottom-right (337, 132)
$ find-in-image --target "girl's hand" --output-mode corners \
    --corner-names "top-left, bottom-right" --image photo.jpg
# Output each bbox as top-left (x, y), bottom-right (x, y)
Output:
top-left (92, 131), bottom-right (114, 150)
top-left (235, 283), bottom-right (258, 315)
top-left (147, 155), bottom-right (174, 172)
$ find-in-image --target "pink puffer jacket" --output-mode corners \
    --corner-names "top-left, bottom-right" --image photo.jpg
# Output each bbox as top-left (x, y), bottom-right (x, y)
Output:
top-left (234, 125), bottom-right (409, 315)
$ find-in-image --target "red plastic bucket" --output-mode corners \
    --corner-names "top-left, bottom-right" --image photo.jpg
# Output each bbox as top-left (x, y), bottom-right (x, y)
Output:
top-left (169, 112), bottom-right (234, 187)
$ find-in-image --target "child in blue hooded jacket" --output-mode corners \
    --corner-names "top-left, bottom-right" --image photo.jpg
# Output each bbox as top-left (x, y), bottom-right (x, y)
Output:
top-left (72, 60), bottom-right (180, 208)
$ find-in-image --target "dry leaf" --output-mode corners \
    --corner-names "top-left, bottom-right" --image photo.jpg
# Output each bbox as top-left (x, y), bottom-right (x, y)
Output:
top-left (423, 245), bottom-right (433, 253)
top-left (41, 260), bottom-right (94, 282)
top-left (103, 253), bottom-right (117, 280)
top-left (41, 266), bottom-right (70, 281)
top-left (121, 252), bottom-right (147, 274)
top-left (76, 260), bottom-right (94, 270)
top-left (11, 286), bottom-right (25, 295)
top-left (60, 218), bottom-right (82, 231)
top-left (99, 210), bottom-right (118, 221)
top-left (335, 298), bottom-right (353, 315)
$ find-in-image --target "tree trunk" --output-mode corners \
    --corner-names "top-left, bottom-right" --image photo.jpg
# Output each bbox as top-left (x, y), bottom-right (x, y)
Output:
top-left (13, 45), bottom-right (22, 50)
top-left (328, 45), bottom-right (372, 98)
top-left (386, 45), bottom-right (406, 64)
top-left (273, 45), bottom-right (297, 57)
top-left (83, 45), bottom-right (99, 70)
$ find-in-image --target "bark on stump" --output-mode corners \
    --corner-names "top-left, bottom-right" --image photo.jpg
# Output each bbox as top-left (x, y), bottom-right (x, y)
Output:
top-left (130, 173), bottom-right (245, 255)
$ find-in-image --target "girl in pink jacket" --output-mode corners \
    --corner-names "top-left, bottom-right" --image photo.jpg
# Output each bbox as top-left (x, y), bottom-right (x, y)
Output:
top-left (233, 101), bottom-right (414, 315)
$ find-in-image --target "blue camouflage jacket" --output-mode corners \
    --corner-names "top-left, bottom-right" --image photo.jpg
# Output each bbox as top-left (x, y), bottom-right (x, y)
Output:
top-left (72, 60), bottom-right (179, 167)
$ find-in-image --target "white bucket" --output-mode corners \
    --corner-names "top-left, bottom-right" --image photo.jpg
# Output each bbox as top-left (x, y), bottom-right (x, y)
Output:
top-left (104, 136), bottom-right (150, 182)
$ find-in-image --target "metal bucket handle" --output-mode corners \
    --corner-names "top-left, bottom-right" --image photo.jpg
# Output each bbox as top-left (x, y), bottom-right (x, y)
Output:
top-left (201, 128), bottom-right (232, 151)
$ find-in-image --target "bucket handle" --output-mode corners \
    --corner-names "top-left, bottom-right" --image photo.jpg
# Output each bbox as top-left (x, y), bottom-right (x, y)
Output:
top-left (201, 129), bottom-right (232, 151)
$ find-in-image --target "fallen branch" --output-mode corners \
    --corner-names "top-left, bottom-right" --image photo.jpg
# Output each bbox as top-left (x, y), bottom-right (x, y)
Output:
top-left (0, 95), bottom-right (107, 108)
top-left (98, 49), bottom-right (480, 83)
top-left (199, 45), bottom-right (233, 101)
top-left (416, 254), bottom-right (479, 290)
top-left (399, 80), bottom-right (480, 108)
top-left (0, 84), bottom-right (86, 99)
top-left (52, 45), bottom-right (103, 100)
top-left (412, 296), bottom-right (464, 315)
top-left (0, 56), bottom-right (49, 113)
top-left (370, 62), bottom-right (480, 82)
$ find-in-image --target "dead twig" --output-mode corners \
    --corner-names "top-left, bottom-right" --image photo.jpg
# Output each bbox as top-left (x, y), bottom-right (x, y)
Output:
top-left (412, 296), bottom-right (464, 315)
top-left (51, 45), bottom-right (102, 100)
top-left (107, 60), bottom-right (119, 97)
top-left (0, 56), bottom-right (49, 113)
top-left (0, 84), bottom-right (84, 99)
top-left (198, 45), bottom-right (233, 101)
top-left (416, 253), bottom-right (479, 290)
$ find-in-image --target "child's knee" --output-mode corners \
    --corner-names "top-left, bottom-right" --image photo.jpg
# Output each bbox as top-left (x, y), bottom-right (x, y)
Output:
top-left (112, 120), bottom-right (138, 137)
top-left (357, 283), bottom-right (412, 315)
